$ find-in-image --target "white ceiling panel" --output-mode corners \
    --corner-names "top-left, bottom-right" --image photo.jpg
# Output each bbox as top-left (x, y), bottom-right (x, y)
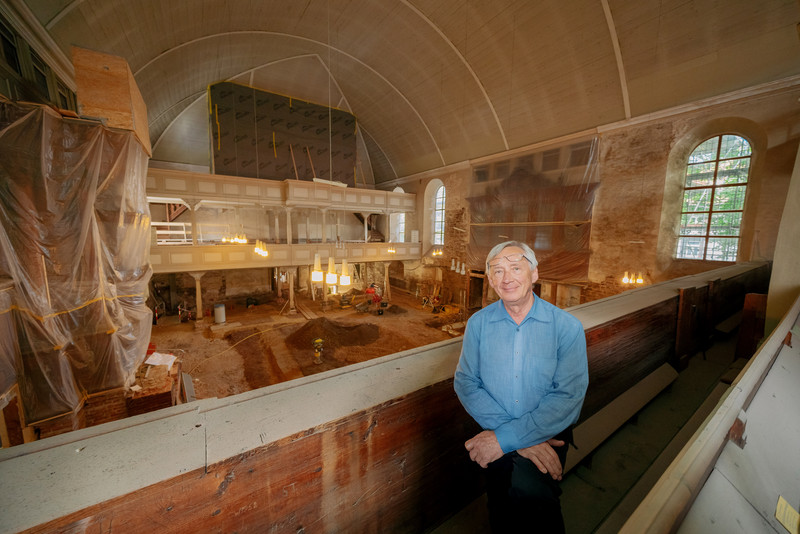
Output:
top-left (15, 0), bottom-right (799, 184)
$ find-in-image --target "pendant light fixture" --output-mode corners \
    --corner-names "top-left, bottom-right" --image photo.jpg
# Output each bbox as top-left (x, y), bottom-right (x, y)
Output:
top-left (311, 253), bottom-right (323, 282)
top-left (339, 259), bottom-right (351, 286)
top-left (326, 257), bottom-right (338, 285)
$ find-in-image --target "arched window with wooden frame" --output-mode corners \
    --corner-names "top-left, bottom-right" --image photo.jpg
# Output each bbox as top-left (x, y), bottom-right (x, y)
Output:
top-left (676, 134), bottom-right (752, 261)
top-left (433, 185), bottom-right (445, 245)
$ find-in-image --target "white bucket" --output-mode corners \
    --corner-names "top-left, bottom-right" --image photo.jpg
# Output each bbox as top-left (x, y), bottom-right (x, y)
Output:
top-left (214, 303), bottom-right (226, 324)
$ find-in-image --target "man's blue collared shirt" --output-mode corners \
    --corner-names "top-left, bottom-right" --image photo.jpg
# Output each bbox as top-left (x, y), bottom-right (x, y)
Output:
top-left (454, 295), bottom-right (589, 453)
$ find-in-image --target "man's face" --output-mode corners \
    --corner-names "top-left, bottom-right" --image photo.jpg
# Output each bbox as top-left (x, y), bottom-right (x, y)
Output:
top-left (486, 246), bottom-right (538, 306)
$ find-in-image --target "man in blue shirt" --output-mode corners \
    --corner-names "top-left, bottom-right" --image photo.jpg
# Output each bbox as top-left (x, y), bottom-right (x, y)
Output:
top-left (454, 241), bottom-right (589, 533)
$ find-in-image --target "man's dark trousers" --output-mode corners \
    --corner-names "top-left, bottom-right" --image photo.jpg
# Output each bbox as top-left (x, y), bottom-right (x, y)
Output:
top-left (485, 428), bottom-right (572, 533)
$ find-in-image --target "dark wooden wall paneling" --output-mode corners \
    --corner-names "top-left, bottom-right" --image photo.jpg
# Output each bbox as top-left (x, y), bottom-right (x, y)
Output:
top-left (23, 381), bottom-right (483, 534)
top-left (581, 298), bottom-right (678, 421)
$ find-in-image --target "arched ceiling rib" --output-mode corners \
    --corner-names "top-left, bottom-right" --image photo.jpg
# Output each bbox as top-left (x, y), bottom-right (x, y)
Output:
top-left (19, 0), bottom-right (800, 184)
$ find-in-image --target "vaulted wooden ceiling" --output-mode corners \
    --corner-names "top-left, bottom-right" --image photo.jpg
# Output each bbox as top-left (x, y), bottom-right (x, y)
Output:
top-left (11, 0), bottom-right (800, 184)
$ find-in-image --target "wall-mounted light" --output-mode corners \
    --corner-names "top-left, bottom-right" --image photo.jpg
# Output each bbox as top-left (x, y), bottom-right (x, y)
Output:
top-left (622, 271), bottom-right (645, 285)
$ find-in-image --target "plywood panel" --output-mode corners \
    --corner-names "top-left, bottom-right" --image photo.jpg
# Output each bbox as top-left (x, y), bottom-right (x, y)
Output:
top-left (72, 47), bottom-right (151, 155)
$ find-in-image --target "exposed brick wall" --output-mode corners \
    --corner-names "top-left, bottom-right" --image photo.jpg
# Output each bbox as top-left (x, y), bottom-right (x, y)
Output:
top-left (36, 409), bottom-right (86, 440)
top-left (34, 378), bottom-right (179, 442)
top-left (84, 388), bottom-right (128, 427)
top-left (582, 275), bottom-right (630, 303)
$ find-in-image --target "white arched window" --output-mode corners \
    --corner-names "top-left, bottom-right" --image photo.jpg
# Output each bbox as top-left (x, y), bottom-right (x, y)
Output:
top-left (676, 134), bottom-right (751, 261)
top-left (395, 213), bottom-right (405, 242)
top-left (390, 187), bottom-right (406, 243)
top-left (433, 185), bottom-right (445, 245)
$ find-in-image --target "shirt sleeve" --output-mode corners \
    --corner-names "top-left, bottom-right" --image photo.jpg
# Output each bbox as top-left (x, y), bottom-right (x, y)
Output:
top-left (493, 316), bottom-right (589, 453)
top-left (453, 315), bottom-right (513, 430)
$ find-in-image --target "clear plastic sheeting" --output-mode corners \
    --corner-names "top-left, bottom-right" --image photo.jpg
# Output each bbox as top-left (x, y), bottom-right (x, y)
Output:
top-left (466, 137), bottom-right (600, 282)
top-left (0, 99), bottom-right (152, 423)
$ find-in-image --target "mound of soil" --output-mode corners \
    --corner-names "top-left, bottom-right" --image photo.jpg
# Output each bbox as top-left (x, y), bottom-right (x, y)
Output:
top-left (382, 304), bottom-right (408, 315)
top-left (285, 317), bottom-right (380, 350)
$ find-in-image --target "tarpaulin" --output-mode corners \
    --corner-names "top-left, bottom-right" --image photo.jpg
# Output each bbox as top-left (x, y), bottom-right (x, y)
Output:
top-left (0, 99), bottom-right (152, 423)
top-left (465, 136), bottom-right (600, 282)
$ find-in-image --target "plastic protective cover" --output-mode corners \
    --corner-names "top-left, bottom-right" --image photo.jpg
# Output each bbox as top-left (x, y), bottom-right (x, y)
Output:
top-left (465, 136), bottom-right (600, 282)
top-left (0, 99), bottom-right (152, 424)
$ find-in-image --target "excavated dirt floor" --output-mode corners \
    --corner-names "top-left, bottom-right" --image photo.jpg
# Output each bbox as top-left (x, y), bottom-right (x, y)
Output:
top-left (149, 289), bottom-right (465, 399)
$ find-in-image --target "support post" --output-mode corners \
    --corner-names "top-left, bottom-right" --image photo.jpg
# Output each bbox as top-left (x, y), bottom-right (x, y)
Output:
top-left (189, 271), bottom-right (204, 321)
top-left (288, 268), bottom-right (297, 314)
top-left (362, 212), bottom-right (372, 243)
top-left (189, 203), bottom-right (198, 245)
top-left (285, 208), bottom-right (293, 245)
top-left (383, 262), bottom-right (391, 301)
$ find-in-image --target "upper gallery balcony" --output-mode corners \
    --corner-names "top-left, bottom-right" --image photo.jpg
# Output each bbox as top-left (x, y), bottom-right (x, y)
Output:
top-left (146, 167), bottom-right (421, 273)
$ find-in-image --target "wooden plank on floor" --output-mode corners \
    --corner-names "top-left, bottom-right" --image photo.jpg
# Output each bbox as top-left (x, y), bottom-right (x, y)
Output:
top-left (295, 302), bottom-right (318, 320)
top-left (567, 363), bottom-right (679, 472)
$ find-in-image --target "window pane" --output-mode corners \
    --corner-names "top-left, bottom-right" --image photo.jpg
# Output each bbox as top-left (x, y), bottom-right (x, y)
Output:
top-left (688, 137), bottom-right (719, 163)
top-left (686, 162), bottom-right (715, 187)
top-left (720, 135), bottom-right (751, 159)
top-left (712, 185), bottom-right (746, 211)
top-left (533, 228), bottom-right (552, 251)
top-left (542, 149), bottom-right (560, 171)
top-left (710, 212), bottom-right (742, 236)
top-left (1, 32), bottom-right (20, 74)
top-left (677, 237), bottom-right (705, 259)
top-left (682, 188), bottom-right (712, 212)
top-left (716, 158), bottom-right (749, 185)
top-left (707, 237), bottom-right (738, 261)
top-left (680, 213), bottom-right (708, 235)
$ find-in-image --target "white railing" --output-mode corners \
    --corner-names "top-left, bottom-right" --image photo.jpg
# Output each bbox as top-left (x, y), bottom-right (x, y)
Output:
top-left (151, 222), bottom-right (192, 245)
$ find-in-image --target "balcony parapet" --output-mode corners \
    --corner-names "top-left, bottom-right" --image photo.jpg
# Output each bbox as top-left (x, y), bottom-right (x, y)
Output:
top-left (149, 241), bottom-right (422, 274)
top-left (147, 168), bottom-right (415, 213)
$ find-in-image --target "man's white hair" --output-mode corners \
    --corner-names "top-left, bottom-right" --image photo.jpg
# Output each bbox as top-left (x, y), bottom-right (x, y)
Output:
top-left (485, 241), bottom-right (538, 271)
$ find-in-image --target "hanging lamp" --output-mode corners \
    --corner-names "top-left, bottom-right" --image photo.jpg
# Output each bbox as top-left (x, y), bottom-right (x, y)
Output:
top-left (339, 259), bottom-right (351, 286)
top-left (326, 257), bottom-right (338, 285)
top-left (311, 253), bottom-right (323, 282)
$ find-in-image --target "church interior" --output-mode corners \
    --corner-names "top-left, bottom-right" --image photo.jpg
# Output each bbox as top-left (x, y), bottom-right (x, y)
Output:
top-left (1, 1), bottom-right (799, 533)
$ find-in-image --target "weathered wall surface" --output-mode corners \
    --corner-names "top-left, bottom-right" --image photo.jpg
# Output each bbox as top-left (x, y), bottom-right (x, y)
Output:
top-left (588, 89), bottom-right (797, 294)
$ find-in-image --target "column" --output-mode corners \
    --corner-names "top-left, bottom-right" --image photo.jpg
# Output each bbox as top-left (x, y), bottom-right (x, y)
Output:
top-left (288, 268), bottom-right (297, 314)
top-left (189, 202), bottom-right (199, 245)
top-left (362, 212), bottom-right (372, 243)
top-left (383, 262), bottom-right (392, 301)
top-left (274, 211), bottom-right (280, 243)
top-left (321, 208), bottom-right (328, 243)
top-left (285, 208), bottom-right (293, 244)
top-left (189, 271), bottom-right (205, 320)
